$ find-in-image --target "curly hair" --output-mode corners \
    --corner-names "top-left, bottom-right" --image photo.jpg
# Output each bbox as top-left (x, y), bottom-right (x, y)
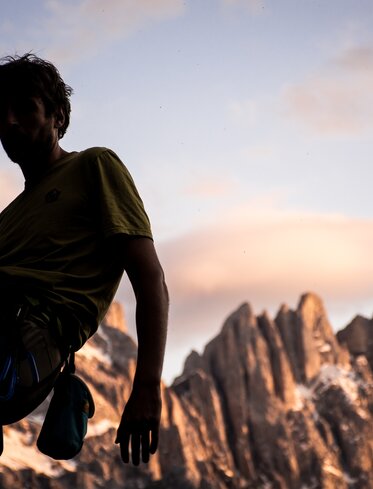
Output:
top-left (0, 53), bottom-right (73, 139)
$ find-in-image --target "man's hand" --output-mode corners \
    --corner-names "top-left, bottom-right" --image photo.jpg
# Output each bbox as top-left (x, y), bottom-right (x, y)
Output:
top-left (111, 236), bottom-right (168, 465)
top-left (115, 382), bottom-right (162, 465)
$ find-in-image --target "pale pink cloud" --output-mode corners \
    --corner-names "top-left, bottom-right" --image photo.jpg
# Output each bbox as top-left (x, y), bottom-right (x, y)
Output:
top-left (333, 46), bottom-right (373, 72)
top-left (228, 99), bottom-right (258, 127)
top-left (184, 176), bottom-right (237, 198)
top-left (284, 44), bottom-right (373, 136)
top-left (240, 144), bottom-right (274, 160)
top-left (163, 206), bottom-right (373, 288)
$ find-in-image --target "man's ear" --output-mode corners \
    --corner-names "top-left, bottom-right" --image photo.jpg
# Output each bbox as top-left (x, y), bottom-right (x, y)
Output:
top-left (54, 108), bottom-right (65, 129)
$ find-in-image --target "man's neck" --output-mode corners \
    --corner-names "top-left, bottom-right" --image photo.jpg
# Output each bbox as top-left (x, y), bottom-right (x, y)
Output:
top-left (20, 144), bottom-right (69, 186)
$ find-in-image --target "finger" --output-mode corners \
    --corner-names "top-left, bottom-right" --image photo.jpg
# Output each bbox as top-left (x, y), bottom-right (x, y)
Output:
top-left (118, 431), bottom-right (130, 463)
top-left (141, 429), bottom-right (150, 463)
top-left (131, 432), bottom-right (141, 466)
top-left (150, 426), bottom-right (159, 454)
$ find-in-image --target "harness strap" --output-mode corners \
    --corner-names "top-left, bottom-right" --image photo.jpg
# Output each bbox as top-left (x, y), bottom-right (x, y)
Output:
top-left (63, 350), bottom-right (76, 375)
top-left (0, 355), bottom-right (17, 401)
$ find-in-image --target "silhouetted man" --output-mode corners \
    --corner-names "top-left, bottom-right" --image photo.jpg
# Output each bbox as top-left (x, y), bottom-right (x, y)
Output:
top-left (0, 53), bottom-right (168, 465)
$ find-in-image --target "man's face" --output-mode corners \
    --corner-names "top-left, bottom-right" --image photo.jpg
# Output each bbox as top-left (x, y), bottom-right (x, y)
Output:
top-left (0, 94), bottom-right (58, 165)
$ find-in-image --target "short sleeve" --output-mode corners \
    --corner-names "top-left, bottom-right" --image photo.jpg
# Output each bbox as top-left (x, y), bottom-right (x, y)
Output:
top-left (92, 149), bottom-right (153, 240)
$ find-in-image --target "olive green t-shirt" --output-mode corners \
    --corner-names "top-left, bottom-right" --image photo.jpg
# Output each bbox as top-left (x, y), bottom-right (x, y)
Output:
top-left (0, 147), bottom-right (152, 347)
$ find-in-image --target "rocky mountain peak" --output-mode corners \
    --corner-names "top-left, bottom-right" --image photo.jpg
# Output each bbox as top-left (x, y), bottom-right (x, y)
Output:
top-left (220, 301), bottom-right (254, 332)
top-left (298, 290), bottom-right (325, 309)
top-left (275, 291), bottom-right (346, 383)
top-left (101, 301), bottom-right (127, 333)
top-left (278, 302), bottom-right (290, 314)
top-left (337, 314), bottom-right (373, 371)
top-left (182, 349), bottom-right (204, 374)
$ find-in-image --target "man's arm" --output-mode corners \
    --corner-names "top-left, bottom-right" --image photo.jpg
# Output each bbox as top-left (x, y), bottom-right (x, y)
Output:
top-left (113, 236), bottom-right (169, 465)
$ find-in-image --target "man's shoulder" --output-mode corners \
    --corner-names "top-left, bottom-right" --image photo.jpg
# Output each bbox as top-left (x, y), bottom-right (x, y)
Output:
top-left (75, 147), bottom-right (123, 167)
top-left (77, 146), bottom-right (113, 160)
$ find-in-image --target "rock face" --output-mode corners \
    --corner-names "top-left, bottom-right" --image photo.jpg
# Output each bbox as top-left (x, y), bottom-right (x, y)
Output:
top-left (0, 293), bottom-right (372, 489)
top-left (337, 315), bottom-right (373, 372)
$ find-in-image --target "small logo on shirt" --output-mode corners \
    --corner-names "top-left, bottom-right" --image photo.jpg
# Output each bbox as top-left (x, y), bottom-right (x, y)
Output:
top-left (45, 188), bottom-right (61, 203)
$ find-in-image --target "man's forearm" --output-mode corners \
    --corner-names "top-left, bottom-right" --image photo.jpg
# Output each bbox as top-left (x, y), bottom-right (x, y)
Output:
top-left (133, 272), bottom-right (169, 386)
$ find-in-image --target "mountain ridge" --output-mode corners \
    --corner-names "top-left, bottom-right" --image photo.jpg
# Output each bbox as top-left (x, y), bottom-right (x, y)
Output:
top-left (0, 292), bottom-right (372, 488)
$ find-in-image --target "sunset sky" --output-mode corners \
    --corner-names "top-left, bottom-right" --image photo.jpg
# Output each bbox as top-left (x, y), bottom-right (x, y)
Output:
top-left (1, 0), bottom-right (373, 383)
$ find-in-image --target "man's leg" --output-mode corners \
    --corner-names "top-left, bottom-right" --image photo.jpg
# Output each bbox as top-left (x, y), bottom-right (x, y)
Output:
top-left (0, 304), bottom-right (65, 432)
top-left (17, 312), bottom-right (63, 387)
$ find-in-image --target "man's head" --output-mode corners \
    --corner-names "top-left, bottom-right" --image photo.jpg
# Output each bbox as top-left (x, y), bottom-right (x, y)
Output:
top-left (0, 53), bottom-right (73, 140)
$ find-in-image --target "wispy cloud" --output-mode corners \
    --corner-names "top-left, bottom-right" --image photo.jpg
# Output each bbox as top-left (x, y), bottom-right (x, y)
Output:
top-left (228, 99), bottom-right (258, 127)
top-left (46, 0), bottom-right (185, 63)
top-left (1, 0), bottom-right (186, 64)
top-left (184, 175), bottom-right (237, 198)
top-left (239, 144), bottom-right (274, 160)
top-left (333, 46), bottom-right (373, 72)
top-left (284, 44), bottom-right (373, 136)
